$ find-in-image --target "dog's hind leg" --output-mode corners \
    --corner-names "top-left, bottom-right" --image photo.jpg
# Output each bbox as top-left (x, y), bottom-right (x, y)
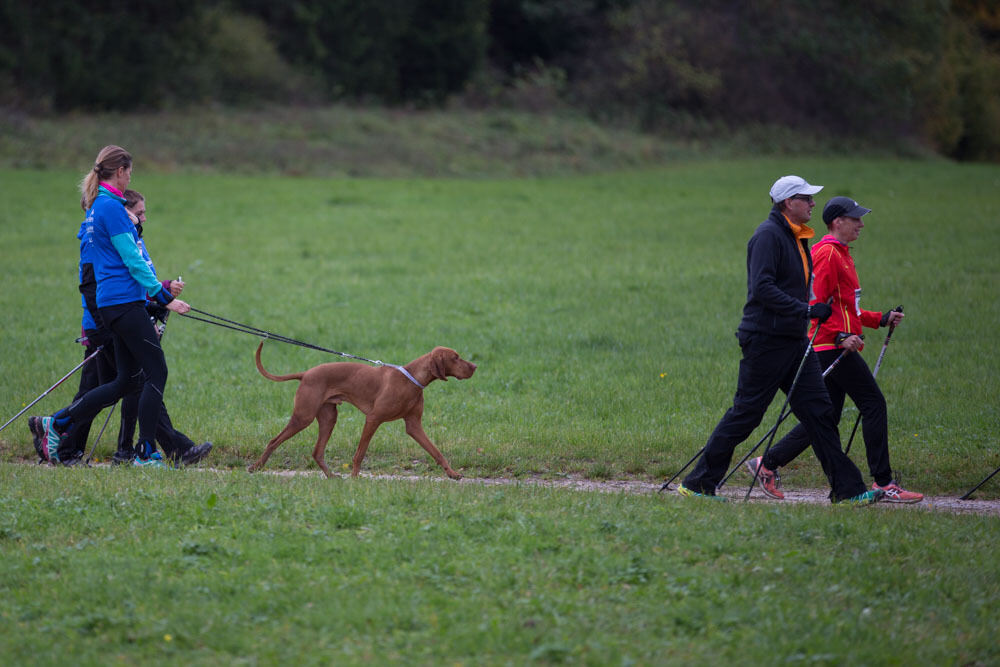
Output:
top-left (311, 402), bottom-right (338, 478)
top-left (248, 412), bottom-right (313, 473)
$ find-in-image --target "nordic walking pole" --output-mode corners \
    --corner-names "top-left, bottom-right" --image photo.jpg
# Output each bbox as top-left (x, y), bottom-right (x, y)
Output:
top-left (960, 463), bottom-right (1000, 500)
top-left (659, 448), bottom-right (705, 492)
top-left (844, 305), bottom-right (902, 455)
top-left (0, 345), bottom-right (104, 434)
top-left (740, 322), bottom-right (824, 501)
top-left (84, 401), bottom-right (117, 464)
top-left (719, 345), bottom-right (851, 490)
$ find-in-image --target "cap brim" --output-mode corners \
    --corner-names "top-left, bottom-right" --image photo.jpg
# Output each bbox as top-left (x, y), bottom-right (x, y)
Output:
top-left (801, 184), bottom-right (823, 195)
top-left (846, 204), bottom-right (871, 217)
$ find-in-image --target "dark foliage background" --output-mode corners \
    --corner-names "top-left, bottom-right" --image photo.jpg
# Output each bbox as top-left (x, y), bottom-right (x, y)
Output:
top-left (1, 0), bottom-right (997, 159)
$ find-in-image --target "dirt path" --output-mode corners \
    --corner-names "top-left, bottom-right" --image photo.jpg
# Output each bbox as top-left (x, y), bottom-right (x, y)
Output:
top-left (263, 469), bottom-right (1000, 518)
top-left (11, 458), bottom-right (998, 516)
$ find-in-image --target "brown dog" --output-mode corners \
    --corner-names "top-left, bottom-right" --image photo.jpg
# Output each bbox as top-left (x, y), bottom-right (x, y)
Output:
top-left (249, 341), bottom-right (476, 479)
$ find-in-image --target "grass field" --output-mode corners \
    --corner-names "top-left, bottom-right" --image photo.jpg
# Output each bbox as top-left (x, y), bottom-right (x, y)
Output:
top-left (1, 135), bottom-right (999, 663)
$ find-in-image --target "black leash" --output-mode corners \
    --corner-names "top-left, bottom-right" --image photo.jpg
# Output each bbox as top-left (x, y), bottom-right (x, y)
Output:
top-left (178, 307), bottom-right (387, 366)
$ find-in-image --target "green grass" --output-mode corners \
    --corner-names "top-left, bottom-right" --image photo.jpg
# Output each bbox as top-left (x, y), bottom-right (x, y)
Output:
top-left (1, 465), bottom-right (997, 665)
top-left (1, 158), bottom-right (998, 495)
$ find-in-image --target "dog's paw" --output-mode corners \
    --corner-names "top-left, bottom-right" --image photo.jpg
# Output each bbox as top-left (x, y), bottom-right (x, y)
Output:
top-left (446, 469), bottom-right (463, 480)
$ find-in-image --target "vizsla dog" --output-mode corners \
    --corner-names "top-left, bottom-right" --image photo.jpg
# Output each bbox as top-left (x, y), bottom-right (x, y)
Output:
top-left (249, 341), bottom-right (476, 479)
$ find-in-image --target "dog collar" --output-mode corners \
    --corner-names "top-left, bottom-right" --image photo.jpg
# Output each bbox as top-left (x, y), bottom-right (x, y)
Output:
top-left (388, 364), bottom-right (424, 389)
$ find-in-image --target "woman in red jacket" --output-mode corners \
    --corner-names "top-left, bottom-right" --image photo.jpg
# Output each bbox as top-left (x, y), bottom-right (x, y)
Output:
top-left (748, 197), bottom-right (922, 503)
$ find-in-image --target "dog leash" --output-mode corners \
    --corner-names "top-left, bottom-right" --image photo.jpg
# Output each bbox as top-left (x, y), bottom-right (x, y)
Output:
top-left (178, 307), bottom-right (425, 388)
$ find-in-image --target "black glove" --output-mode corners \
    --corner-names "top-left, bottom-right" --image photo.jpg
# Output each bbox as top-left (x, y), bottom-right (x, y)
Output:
top-left (879, 305), bottom-right (903, 327)
top-left (808, 302), bottom-right (833, 323)
top-left (146, 303), bottom-right (170, 323)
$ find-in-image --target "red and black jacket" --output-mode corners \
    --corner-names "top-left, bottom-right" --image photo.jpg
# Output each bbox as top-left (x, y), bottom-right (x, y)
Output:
top-left (808, 234), bottom-right (884, 351)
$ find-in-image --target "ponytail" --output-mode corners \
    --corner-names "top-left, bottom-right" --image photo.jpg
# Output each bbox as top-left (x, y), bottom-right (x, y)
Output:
top-left (79, 145), bottom-right (132, 210)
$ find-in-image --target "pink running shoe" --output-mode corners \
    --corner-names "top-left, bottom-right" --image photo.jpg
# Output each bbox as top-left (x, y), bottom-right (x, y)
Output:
top-left (872, 481), bottom-right (923, 504)
top-left (745, 456), bottom-right (784, 500)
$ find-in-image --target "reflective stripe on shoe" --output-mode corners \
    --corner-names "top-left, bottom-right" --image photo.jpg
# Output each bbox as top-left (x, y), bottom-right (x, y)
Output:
top-left (873, 481), bottom-right (924, 504)
top-left (677, 483), bottom-right (729, 502)
top-left (41, 416), bottom-right (61, 463)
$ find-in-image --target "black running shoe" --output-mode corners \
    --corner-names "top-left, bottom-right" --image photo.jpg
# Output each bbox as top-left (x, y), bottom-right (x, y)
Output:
top-left (28, 416), bottom-right (46, 462)
top-left (111, 446), bottom-right (137, 466)
top-left (177, 442), bottom-right (213, 466)
top-left (60, 451), bottom-right (89, 467)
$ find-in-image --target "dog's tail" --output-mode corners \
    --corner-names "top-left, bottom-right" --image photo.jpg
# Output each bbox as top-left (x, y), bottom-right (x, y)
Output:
top-left (255, 341), bottom-right (305, 383)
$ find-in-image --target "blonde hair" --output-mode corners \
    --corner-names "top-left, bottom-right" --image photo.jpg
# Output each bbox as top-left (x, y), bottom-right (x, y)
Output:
top-left (79, 145), bottom-right (132, 210)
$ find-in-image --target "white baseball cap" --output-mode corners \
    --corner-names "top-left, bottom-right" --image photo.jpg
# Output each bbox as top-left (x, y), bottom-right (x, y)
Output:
top-left (769, 175), bottom-right (823, 203)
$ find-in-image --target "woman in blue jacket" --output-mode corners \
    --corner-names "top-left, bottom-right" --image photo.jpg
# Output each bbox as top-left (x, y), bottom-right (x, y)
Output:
top-left (31, 145), bottom-right (193, 466)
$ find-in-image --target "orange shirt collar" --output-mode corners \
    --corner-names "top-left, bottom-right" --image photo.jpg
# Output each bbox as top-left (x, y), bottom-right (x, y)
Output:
top-left (783, 214), bottom-right (815, 240)
top-left (783, 213), bottom-right (814, 284)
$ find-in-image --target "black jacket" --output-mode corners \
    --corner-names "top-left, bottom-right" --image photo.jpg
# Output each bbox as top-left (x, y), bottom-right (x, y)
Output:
top-left (738, 205), bottom-right (813, 338)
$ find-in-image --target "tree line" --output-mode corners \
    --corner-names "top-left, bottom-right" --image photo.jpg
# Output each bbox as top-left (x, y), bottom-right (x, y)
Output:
top-left (1, 0), bottom-right (998, 160)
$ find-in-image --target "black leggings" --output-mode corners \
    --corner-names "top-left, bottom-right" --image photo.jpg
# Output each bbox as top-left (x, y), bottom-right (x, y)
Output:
top-left (65, 301), bottom-right (167, 449)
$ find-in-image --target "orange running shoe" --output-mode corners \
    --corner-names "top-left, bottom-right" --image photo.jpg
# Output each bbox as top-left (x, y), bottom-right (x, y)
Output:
top-left (872, 481), bottom-right (923, 504)
top-left (745, 456), bottom-right (784, 500)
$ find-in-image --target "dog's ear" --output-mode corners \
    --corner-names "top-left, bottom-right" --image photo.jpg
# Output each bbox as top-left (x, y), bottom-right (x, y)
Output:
top-left (431, 348), bottom-right (449, 381)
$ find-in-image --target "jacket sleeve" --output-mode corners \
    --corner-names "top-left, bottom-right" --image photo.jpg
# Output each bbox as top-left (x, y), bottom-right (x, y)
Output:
top-left (747, 230), bottom-right (809, 317)
top-left (109, 233), bottom-right (168, 300)
top-left (861, 309), bottom-right (883, 329)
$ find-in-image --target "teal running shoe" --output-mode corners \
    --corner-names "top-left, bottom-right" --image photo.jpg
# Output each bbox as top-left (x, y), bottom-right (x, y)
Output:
top-left (835, 489), bottom-right (885, 506)
top-left (677, 483), bottom-right (729, 502)
top-left (133, 452), bottom-right (166, 468)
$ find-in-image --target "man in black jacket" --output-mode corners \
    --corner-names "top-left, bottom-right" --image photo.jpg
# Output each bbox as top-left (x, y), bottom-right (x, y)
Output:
top-left (679, 175), bottom-right (883, 505)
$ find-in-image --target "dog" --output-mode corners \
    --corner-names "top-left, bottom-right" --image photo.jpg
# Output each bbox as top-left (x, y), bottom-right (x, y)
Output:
top-left (249, 341), bottom-right (476, 479)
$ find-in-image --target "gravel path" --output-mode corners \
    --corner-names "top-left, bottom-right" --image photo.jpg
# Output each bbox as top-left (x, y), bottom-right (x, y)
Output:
top-left (263, 469), bottom-right (1000, 517)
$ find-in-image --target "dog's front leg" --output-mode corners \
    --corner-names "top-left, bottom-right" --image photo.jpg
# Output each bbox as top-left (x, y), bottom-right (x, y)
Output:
top-left (404, 414), bottom-right (462, 479)
top-left (351, 417), bottom-right (383, 477)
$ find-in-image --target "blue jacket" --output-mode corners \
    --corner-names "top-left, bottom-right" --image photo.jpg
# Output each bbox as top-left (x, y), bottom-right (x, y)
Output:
top-left (737, 205), bottom-right (814, 339)
top-left (84, 187), bottom-right (166, 308)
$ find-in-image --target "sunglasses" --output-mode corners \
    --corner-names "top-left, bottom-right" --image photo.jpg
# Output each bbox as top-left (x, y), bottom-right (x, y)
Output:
top-left (789, 194), bottom-right (814, 203)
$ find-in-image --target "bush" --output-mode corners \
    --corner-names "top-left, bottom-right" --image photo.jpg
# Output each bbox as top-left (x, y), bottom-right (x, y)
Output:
top-left (197, 9), bottom-right (315, 106)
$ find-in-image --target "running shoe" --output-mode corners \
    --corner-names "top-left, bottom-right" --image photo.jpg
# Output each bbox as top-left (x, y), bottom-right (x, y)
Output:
top-left (176, 442), bottom-right (213, 467)
top-left (133, 452), bottom-right (166, 468)
top-left (872, 481), bottom-right (923, 504)
top-left (60, 451), bottom-right (88, 467)
top-left (677, 483), bottom-right (729, 502)
top-left (111, 446), bottom-right (136, 466)
top-left (745, 456), bottom-right (784, 500)
top-left (835, 489), bottom-right (885, 506)
top-left (30, 415), bottom-right (63, 463)
top-left (28, 416), bottom-right (47, 462)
